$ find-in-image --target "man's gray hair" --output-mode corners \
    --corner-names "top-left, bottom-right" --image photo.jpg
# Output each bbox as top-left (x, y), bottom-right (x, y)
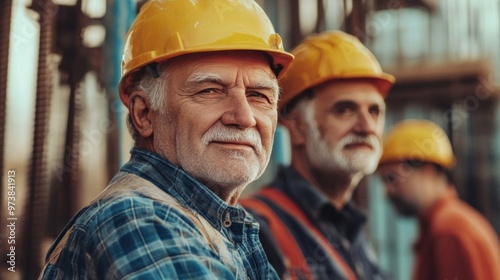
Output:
top-left (294, 94), bottom-right (316, 126)
top-left (126, 63), bottom-right (169, 141)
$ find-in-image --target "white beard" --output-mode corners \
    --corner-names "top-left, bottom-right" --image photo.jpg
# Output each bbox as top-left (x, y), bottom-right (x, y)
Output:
top-left (302, 105), bottom-right (381, 175)
top-left (177, 123), bottom-right (265, 188)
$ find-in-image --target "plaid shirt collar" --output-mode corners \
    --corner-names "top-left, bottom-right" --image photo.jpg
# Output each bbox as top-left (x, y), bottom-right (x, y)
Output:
top-left (119, 148), bottom-right (249, 233)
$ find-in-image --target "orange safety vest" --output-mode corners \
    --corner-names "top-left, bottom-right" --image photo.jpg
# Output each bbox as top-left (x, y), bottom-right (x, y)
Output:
top-left (241, 188), bottom-right (357, 280)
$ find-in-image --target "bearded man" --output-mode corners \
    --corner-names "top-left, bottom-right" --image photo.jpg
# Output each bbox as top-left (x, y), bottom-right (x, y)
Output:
top-left (241, 31), bottom-right (395, 280)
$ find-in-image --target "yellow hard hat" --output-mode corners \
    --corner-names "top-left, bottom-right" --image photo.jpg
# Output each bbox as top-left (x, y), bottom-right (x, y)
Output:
top-left (379, 119), bottom-right (455, 169)
top-left (279, 30), bottom-right (395, 113)
top-left (119, 0), bottom-right (294, 106)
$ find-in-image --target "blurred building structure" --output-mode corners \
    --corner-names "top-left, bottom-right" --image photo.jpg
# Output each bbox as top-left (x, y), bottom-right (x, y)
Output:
top-left (2, 0), bottom-right (499, 279)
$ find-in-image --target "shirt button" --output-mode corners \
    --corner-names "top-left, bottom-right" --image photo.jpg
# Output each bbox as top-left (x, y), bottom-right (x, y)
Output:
top-left (341, 239), bottom-right (350, 249)
top-left (355, 262), bottom-right (364, 277)
top-left (223, 211), bottom-right (232, 228)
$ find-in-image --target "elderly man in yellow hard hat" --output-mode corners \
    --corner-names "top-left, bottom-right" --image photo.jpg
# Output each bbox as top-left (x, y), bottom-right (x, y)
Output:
top-left (39, 0), bottom-right (293, 279)
top-left (241, 31), bottom-right (394, 279)
top-left (377, 119), bottom-right (500, 280)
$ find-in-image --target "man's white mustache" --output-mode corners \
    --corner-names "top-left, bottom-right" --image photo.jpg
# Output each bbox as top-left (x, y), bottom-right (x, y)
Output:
top-left (202, 126), bottom-right (263, 153)
top-left (340, 134), bottom-right (380, 151)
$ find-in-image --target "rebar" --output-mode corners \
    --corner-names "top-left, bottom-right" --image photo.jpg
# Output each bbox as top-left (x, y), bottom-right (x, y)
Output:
top-left (23, 0), bottom-right (56, 278)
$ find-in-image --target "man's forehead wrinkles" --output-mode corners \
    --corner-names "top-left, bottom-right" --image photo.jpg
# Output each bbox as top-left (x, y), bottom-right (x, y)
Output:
top-left (186, 72), bottom-right (224, 84)
top-left (185, 69), bottom-right (277, 89)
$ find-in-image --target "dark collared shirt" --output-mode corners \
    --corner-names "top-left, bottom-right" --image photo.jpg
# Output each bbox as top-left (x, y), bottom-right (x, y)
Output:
top-left (245, 165), bottom-right (388, 280)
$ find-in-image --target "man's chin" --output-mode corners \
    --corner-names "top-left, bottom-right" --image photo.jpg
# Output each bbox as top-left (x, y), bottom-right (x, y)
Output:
top-left (344, 154), bottom-right (379, 173)
top-left (198, 170), bottom-right (257, 186)
top-left (389, 198), bottom-right (418, 217)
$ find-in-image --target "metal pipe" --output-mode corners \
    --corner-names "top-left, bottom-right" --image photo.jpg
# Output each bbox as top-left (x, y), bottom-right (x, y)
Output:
top-left (314, 0), bottom-right (325, 33)
top-left (23, 0), bottom-right (56, 278)
top-left (102, 0), bottom-right (135, 179)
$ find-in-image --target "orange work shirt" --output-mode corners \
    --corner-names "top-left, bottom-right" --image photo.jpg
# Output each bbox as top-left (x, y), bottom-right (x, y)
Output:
top-left (413, 188), bottom-right (500, 280)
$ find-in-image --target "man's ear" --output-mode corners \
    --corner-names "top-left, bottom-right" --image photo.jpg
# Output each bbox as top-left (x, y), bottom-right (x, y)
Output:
top-left (129, 91), bottom-right (153, 138)
top-left (281, 112), bottom-right (307, 146)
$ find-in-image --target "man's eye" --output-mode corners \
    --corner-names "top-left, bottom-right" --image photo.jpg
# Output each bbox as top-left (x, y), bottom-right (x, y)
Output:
top-left (248, 92), bottom-right (271, 103)
top-left (199, 88), bottom-right (219, 94)
top-left (335, 106), bottom-right (354, 114)
top-left (370, 107), bottom-right (381, 116)
top-left (195, 88), bottom-right (228, 98)
top-left (382, 174), bottom-right (396, 185)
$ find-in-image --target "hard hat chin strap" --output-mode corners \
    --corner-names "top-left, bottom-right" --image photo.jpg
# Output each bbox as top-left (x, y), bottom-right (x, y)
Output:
top-left (145, 62), bottom-right (160, 78)
top-left (272, 63), bottom-right (284, 79)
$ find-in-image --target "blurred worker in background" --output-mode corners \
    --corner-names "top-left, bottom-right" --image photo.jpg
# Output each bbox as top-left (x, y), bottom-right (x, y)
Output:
top-left (39, 0), bottom-right (293, 279)
top-left (241, 31), bottom-right (395, 279)
top-left (377, 119), bottom-right (500, 280)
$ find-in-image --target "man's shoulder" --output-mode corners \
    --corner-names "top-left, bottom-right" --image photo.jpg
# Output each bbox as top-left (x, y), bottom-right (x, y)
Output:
top-left (41, 188), bottom-right (231, 279)
top-left (76, 191), bottom-right (198, 235)
top-left (80, 172), bottom-right (197, 225)
top-left (431, 198), bottom-right (496, 241)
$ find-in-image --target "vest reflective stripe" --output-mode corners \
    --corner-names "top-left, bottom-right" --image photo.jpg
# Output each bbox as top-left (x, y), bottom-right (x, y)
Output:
top-left (257, 188), bottom-right (357, 280)
top-left (240, 198), bottom-right (312, 279)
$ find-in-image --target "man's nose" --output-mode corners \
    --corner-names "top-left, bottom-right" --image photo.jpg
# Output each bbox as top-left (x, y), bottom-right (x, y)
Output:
top-left (353, 109), bottom-right (377, 135)
top-left (220, 93), bottom-right (257, 128)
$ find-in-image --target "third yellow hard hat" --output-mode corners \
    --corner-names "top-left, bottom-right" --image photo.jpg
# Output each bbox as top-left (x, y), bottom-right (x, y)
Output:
top-left (379, 119), bottom-right (455, 169)
top-left (278, 30), bottom-right (395, 113)
top-left (119, 0), bottom-right (294, 107)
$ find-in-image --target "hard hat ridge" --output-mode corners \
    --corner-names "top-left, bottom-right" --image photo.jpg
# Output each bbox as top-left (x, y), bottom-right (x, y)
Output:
top-left (119, 0), bottom-right (294, 107)
top-left (278, 30), bottom-right (395, 113)
top-left (379, 119), bottom-right (455, 169)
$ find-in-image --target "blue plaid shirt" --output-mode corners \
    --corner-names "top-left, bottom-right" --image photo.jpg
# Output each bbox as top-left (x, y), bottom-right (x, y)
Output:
top-left (40, 148), bottom-right (278, 279)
